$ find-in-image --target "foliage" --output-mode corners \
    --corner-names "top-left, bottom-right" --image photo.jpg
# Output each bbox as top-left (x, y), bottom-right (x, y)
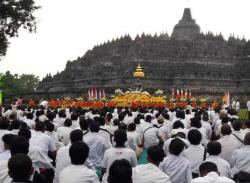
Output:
top-left (0, 0), bottom-right (40, 58)
top-left (0, 71), bottom-right (40, 98)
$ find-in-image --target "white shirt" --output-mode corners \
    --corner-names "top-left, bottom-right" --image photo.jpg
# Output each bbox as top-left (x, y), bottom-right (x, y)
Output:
top-left (59, 164), bottom-right (99, 183)
top-left (0, 150), bottom-right (10, 161)
top-left (217, 135), bottom-right (242, 163)
top-left (183, 144), bottom-right (206, 173)
top-left (158, 124), bottom-right (170, 141)
top-left (205, 155), bottom-right (231, 178)
top-left (0, 130), bottom-right (12, 152)
top-left (84, 132), bottom-right (108, 167)
top-left (0, 159), bottom-right (11, 183)
top-left (127, 131), bottom-right (141, 151)
top-left (159, 154), bottom-right (192, 183)
top-left (24, 118), bottom-right (35, 129)
top-left (163, 137), bottom-right (190, 155)
top-left (144, 126), bottom-right (159, 149)
top-left (57, 126), bottom-right (72, 145)
top-left (101, 147), bottom-right (137, 183)
top-left (133, 163), bottom-right (171, 183)
top-left (191, 172), bottom-right (235, 183)
top-left (53, 117), bottom-right (66, 128)
top-left (201, 121), bottom-right (212, 140)
top-left (247, 100), bottom-right (250, 111)
top-left (99, 126), bottom-right (112, 148)
top-left (235, 102), bottom-right (240, 111)
top-left (230, 145), bottom-right (250, 176)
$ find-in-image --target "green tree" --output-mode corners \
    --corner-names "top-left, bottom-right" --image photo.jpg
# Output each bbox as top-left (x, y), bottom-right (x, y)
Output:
top-left (0, 0), bottom-right (40, 58)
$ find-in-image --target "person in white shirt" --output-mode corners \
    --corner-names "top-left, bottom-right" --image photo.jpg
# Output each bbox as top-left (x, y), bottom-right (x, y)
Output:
top-left (57, 118), bottom-right (73, 146)
top-left (101, 129), bottom-right (137, 183)
top-left (183, 129), bottom-right (206, 178)
top-left (127, 123), bottom-right (141, 152)
top-left (243, 120), bottom-right (250, 135)
top-left (205, 141), bottom-right (231, 178)
top-left (84, 121), bottom-right (109, 169)
top-left (53, 109), bottom-right (66, 128)
top-left (157, 117), bottom-right (170, 142)
top-left (134, 117), bottom-right (143, 141)
top-left (217, 124), bottom-right (242, 163)
top-left (231, 119), bottom-right (245, 144)
top-left (133, 145), bottom-right (171, 183)
top-left (98, 117), bottom-right (112, 149)
top-left (71, 113), bottom-right (79, 129)
top-left (201, 112), bottom-right (212, 140)
top-left (191, 162), bottom-right (235, 183)
top-left (247, 100), bottom-right (250, 120)
top-left (188, 117), bottom-right (207, 145)
top-left (215, 116), bottom-right (231, 137)
top-left (235, 99), bottom-right (240, 114)
top-left (0, 136), bottom-right (29, 183)
top-left (108, 159), bottom-right (132, 183)
top-left (0, 134), bottom-right (15, 161)
top-left (44, 122), bottom-right (63, 149)
top-left (55, 129), bottom-right (89, 183)
top-left (23, 113), bottom-right (35, 129)
top-left (230, 132), bottom-right (250, 179)
top-left (59, 141), bottom-right (100, 183)
top-left (160, 138), bottom-right (192, 183)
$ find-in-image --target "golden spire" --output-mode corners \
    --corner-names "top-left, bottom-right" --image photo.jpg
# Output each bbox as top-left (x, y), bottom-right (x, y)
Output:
top-left (133, 64), bottom-right (145, 78)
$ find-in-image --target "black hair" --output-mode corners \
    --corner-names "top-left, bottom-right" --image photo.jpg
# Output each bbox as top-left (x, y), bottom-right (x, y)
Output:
top-left (2, 134), bottom-right (15, 146)
top-left (245, 120), bottom-right (250, 129)
top-left (8, 154), bottom-right (33, 182)
top-left (58, 110), bottom-right (66, 118)
top-left (26, 113), bottom-right (33, 120)
top-left (113, 119), bottom-right (120, 126)
top-left (169, 138), bottom-right (185, 156)
top-left (69, 142), bottom-right (89, 165)
top-left (18, 128), bottom-right (31, 140)
top-left (190, 117), bottom-right (202, 128)
top-left (162, 113), bottom-right (170, 120)
top-left (0, 117), bottom-right (10, 129)
top-left (232, 119), bottom-right (242, 131)
top-left (118, 123), bottom-right (127, 131)
top-left (147, 145), bottom-right (165, 165)
top-left (186, 109), bottom-right (191, 115)
top-left (202, 112), bottom-right (209, 121)
top-left (89, 121), bottom-right (99, 133)
top-left (173, 120), bottom-right (184, 129)
top-left (176, 110), bottom-right (185, 119)
top-left (118, 113), bottom-right (125, 122)
top-left (114, 129), bottom-right (127, 147)
top-left (133, 117), bottom-right (140, 125)
top-left (79, 117), bottom-right (89, 131)
top-left (187, 129), bottom-right (202, 145)
top-left (128, 123), bottom-right (136, 132)
top-left (207, 141), bottom-right (221, 155)
top-left (9, 136), bottom-right (29, 155)
top-left (145, 115), bottom-right (152, 122)
top-left (70, 129), bottom-right (83, 144)
top-left (46, 122), bottom-right (54, 132)
top-left (221, 116), bottom-right (229, 124)
top-left (221, 124), bottom-right (232, 135)
top-left (64, 118), bottom-right (72, 127)
top-left (35, 121), bottom-right (45, 131)
top-left (108, 159), bottom-right (132, 183)
top-left (71, 113), bottom-right (78, 121)
top-left (199, 162), bottom-right (218, 177)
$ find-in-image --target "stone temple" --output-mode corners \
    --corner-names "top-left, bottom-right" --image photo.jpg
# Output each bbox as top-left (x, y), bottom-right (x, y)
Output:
top-left (38, 8), bottom-right (250, 101)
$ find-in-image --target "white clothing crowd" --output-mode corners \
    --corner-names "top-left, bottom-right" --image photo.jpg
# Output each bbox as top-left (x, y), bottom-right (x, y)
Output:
top-left (0, 104), bottom-right (250, 183)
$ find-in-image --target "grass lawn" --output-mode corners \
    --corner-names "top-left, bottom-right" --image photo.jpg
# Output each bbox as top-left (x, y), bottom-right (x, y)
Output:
top-left (239, 109), bottom-right (248, 120)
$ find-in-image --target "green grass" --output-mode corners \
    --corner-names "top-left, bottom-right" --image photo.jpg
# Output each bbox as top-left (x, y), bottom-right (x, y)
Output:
top-left (239, 109), bottom-right (248, 120)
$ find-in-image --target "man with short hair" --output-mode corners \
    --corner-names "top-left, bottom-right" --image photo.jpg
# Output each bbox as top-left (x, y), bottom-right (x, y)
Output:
top-left (133, 145), bottom-right (171, 183)
top-left (0, 134), bottom-right (15, 161)
top-left (191, 162), bottom-right (235, 183)
top-left (183, 129), bottom-right (206, 178)
top-left (205, 141), bottom-right (231, 178)
top-left (217, 124), bottom-right (242, 163)
top-left (160, 138), bottom-right (192, 183)
top-left (8, 154), bottom-right (33, 183)
top-left (59, 142), bottom-right (99, 183)
top-left (230, 132), bottom-right (250, 178)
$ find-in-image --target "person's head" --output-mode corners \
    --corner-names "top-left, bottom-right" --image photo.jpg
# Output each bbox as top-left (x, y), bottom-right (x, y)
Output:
top-left (221, 124), bottom-right (232, 136)
top-left (69, 142), bottom-right (89, 165)
top-left (162, 112), bottom-right (170, 120)
top-left (187, 129), bottom-right (202, 145)
top-left (113, 119), bottom-right (120, 126)
top-left (108, 159), bottom-right (132, 183)
top-left (8, 154), bottom-right (33, 182)
top-left (190, 117), bottom-right (202, 128)
top-left (18, 127), bottom-right (31, 140)
top-left (79, 117), bottom-right (89, 130)
top-left (147, 145), bottom-right (165, 166)
top-left (199, 162), bottom-right (218, 177)
top-left (232, 119), bottom-right (242, 131)
top-left (245, 120), bottom-right (250, 129)
top-left (26, 113), bottom-right (33, 120)
top-left (114, 129), bottom-right (127, 147)
top-left (128, 123), bottom-right (136, 132)
top-left (89, 121), bottom-right (100, 133)
top-left (2, 134), bottom-right (15, 150)
top-left (0, 117), bottom-right (10, 129)
top-left (98, 117), bottom-right (105, 126)
top-left (221, 116), bottom-right (229, 124)
top-left (145, 115), bottom-right (152, 123)
top-left (10, 120), bottom-right (21, 130)
top-left (169, 138), bottom-right (185, 156)
top-left (173, 120), bottom-right (184, 129)
top-left (71, 113), bottom-right (78, 121)
top-left (58, 109), bottom-right (66, 118)
top-left (133, 117), bottom-right (140, 125)
top-left (186, 109), bottom-right (191, 115)
top-left (157, 117), bottom-right (164, 124)
top-left (46, 122), bottom-right (54, 132)
top-left (64, 118), bottom-right (72, 127)
top-left (118, 123), bottom-right (127, 131)
top-left (70, 129), bottom-right (83, 144)
top-left (244, 132), bottom-right (250, 145)
top-left (202, 112), bottom-right (209, 121)
top-left (35, 121), bottom-right (45, 132)
top-left (118, 113), bottom-right (125, 122)
top-left (207, 141), bottom-right (221, 155)
top-left (9, 136), bottom-right (29, 155)
top-left (176, 110), bottom-right (185, 119)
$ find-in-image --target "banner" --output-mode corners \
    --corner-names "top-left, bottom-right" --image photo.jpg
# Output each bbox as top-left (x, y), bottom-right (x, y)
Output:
top-left (0, 91), bottom-right (2, 105)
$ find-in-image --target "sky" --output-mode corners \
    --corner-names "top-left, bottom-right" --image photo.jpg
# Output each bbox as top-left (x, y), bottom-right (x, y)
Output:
top-left (1, 0), bottom-right (250, 79)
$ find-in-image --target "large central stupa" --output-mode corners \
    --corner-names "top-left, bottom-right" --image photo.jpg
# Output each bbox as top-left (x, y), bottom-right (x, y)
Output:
top-left (38, 8), bottom-right (250, 101)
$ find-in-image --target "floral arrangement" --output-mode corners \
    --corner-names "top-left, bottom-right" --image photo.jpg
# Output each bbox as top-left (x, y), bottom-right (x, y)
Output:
top-left (155, 89), bottom-right (164, 96)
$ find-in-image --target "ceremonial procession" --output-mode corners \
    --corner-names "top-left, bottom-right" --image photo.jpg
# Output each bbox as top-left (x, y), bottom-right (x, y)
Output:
top-left (1, 0), bottom-right (250, 183)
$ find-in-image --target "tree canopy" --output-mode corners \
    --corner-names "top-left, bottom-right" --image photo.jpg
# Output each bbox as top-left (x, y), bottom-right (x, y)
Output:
top-left (0, 0), bottom-right (40, 58)
top-left (0, 71), bottom-right (40, 99)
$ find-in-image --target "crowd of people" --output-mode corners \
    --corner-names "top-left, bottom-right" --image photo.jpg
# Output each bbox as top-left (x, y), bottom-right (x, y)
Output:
top-left (0, 104), bottom-right (250, 183)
